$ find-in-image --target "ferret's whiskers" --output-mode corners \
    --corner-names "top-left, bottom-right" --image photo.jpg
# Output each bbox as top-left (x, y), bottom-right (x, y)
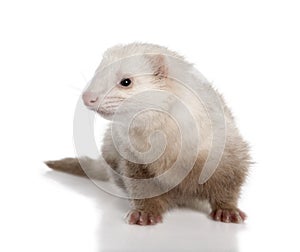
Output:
top-left (124, 97), bottom-right (167, 111)
top-left (80, 72), bottom-right (88, 83)
top-left (68, 85), bottom-right (83, 94)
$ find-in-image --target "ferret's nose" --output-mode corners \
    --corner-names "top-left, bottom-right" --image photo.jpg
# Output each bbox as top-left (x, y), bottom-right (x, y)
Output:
top-left (82, 92), bottom-right (99, 108)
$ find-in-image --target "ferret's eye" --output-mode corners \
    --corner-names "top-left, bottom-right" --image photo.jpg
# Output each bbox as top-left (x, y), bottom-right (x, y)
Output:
top-left (119, 78), bottom-right (132, 87)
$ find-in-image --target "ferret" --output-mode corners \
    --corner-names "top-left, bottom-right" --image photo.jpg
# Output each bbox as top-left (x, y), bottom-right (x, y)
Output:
top-left (46, 43), bottom-right (251, 225)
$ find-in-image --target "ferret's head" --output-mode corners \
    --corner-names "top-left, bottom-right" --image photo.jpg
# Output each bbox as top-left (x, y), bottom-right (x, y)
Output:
top-left (82, 43), bottom-right (186, 120)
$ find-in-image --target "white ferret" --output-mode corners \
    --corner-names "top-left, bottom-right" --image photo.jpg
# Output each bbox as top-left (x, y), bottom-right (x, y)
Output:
top-left (46, 43), bottom-right (251, 225)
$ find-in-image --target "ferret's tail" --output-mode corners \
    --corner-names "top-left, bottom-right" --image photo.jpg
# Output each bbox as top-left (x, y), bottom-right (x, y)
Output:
top-left (44, 156), bottom-right (109, 181)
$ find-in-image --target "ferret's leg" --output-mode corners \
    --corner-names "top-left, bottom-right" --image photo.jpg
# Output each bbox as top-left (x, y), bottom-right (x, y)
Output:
top-left (209, 191), bottom-right (247, 223)
top-left (205, 146), bottom-right (249, 223)
top-left (126, 197), bottom-right (170, 225)
top-left (209, 197), bottom-right (247, 223)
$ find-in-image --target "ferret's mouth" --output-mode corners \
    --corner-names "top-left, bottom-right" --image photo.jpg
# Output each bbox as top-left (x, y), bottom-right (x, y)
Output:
top-left (86, 103), bottom-right (123, 120)
top-left (96, 107), bottom-right (115, 119)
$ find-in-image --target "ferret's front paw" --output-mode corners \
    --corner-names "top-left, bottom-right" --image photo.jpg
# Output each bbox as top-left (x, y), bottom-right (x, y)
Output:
top-left (125, 210), bottom-right (163, 225)
top-left (210, 209), bottom-right (247, 223)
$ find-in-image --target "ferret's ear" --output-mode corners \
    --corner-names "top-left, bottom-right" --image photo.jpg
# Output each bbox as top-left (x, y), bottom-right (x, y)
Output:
top-left (146, 54), bottom-right (168, 79)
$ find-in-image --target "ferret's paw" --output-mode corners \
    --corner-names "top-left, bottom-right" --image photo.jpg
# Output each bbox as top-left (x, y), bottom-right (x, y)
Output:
top-left (125, 210), bottom-right (163, 225)
top-left (210, 209), bottom-right (247, 224)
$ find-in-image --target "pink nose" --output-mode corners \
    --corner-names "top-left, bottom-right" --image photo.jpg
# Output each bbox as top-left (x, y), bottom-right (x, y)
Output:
top-left (82, 92), bottom-right (99, 108)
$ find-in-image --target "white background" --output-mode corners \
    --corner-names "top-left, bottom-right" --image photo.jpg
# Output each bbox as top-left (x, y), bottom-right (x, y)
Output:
top-left (1, 0), bottom-right (300, 251)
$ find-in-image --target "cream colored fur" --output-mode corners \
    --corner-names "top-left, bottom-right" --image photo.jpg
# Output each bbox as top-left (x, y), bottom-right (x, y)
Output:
top-left (46, 43), bottom-right (251, 225)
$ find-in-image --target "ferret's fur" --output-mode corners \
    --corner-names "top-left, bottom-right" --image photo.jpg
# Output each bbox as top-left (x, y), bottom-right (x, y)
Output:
top-left (46, 43), bottom-right (251, 225)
